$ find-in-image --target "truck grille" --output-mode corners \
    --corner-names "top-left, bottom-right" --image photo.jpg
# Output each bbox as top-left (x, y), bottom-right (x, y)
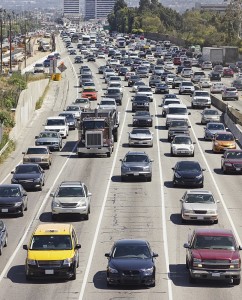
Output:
top-left (194, 210), bottom-right (207, 214)
top-left (86, 131), bottom-right (103, 147)
top-left (37, 260), bottom-right (62, 268)
top-left (60, 202), bottom-right (78, 208)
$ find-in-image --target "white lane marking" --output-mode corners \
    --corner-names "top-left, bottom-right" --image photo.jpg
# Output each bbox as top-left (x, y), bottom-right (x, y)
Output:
top-left (0, 143), bottom-right (78, 283)
top-left (0, 159), bottom-right (22, 185)
top-left (154, 98), bottom-right (173, 300)
top-left (189, 120), bottom-right (242, 245)
top-left (78, 95), bottom-right (129, 300)
top-left (67, 56), bottom-right (79, 99)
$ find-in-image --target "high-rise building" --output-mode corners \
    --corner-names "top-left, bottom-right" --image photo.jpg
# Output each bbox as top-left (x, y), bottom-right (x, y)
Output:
top-left (85, 0), bottom-right (116, 20)
top-left (63, 0), bottom-right (80, 15)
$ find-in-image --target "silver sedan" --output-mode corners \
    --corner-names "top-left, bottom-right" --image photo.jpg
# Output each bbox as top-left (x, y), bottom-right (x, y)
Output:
top-left (128, 128), bottom-right (153, 147)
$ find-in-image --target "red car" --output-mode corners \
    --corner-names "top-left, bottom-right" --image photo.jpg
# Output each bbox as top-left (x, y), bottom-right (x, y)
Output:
top-left (221, 149), bottom-right (242, 173)
top-left (184, 228), bottom-right (242, 284)
top-left (173, 57), bottom-right (181, 65)
top-left (81, 88), bottom-right (97, 100)
top-left (222, 68), bottom-right (234, 78)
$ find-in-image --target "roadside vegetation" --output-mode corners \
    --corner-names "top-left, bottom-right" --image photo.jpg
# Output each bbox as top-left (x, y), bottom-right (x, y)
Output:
top-left (108, 0), bottom-right (242, 48)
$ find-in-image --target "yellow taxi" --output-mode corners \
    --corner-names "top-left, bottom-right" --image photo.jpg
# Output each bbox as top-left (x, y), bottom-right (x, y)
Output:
top-left (212, 131), bottom-right (237, 153)
top-left (23, 223), bottom-right (81, 280)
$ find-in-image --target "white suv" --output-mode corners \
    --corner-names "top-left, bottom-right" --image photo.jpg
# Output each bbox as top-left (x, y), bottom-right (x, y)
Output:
top-left (44, 116), bottom-right (69, 138)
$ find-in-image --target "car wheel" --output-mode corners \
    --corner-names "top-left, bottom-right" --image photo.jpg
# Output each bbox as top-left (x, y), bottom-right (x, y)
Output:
top-left (222, 166), bottom-right (227, 174)
top-left (191, 152), bottom-right (194, 157)
top-left (121, 176), bottom-right (126, 182)
top-left (77, 152), bottom-right (83, 158)
top-left (107, 152), bottom-right (111, 158)
top-left (189, 271), bottom-right (196, 284)
top-left (4, 236), bottom-right (7, 247)
top-left (199, 183), bottom-right (204, 188)
top-left (233, 278), bottom-right (240, 285)
top-left (0, 245), bottom-right (2, 256)
top-left (24, 203), bottom-right (28, 211)
top-left (186, 258), bottom-right (189, 269)
top-left (46, 164), bottom-right (50, 170)
top-left (52, 214), bottom-right (58, 221)
top-left (107, 280), bottom-right (112, 287)
top-left (147, 176), bottom-right (152, 182)
top-left (26, 274), bottom-right (32, 281)
top-left (19, 207), bottom-right (24, 217)
top-left (173, 181), bottom-right (177, 187)
top-left (71, 266), bottom-right (76, 280)
top-left (83, 213), bottom-right (89, 220)
top-left (181, 216), bottom-right (186, 224)
top-left (214, 219), bottom-right (218, 224)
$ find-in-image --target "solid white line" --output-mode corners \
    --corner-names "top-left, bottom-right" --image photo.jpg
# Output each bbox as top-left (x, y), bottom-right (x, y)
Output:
top-left (0, 143), bottom-right (78, 283)
top-left (0, 159), bottom-right (22, 185)
top-left (189, 119), bottom-right (242, 245)
top-left (78, 94), bottom-right (130, 300)
top-left (154, 98), bottom-right (173, 300)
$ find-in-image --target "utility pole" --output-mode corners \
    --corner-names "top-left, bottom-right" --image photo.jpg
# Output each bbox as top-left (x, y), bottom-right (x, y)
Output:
top-left (0, 9), bottom-right (3, 74)
top-left (8, 13), bottom-right (12, 73)
top-left (24, 19), bottom-right (27, 68)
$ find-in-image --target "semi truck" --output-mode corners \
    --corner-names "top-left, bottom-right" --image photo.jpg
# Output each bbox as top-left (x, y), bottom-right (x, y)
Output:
top-left (202, 47), bottom-right (223, 65)
top-left (77, 108), bottom-right (119, 158)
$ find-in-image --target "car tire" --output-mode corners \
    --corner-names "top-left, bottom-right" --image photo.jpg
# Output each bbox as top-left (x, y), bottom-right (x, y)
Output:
top-left (84, 213), bottom-right (89, 220)
top-left (189, 271), bottom-right (196, 284)
top-left (0, 245), bottom-right (2, 256)
top-left (19, 207), bottom-right (24, 217)
top-left (186, 258), bottom-right (189, 269)
top-left (52, 214), bottom-right (58, 221)
top-left (233, 278), bottom-right (240, 285)
top-left (214, 219), bottom-right (218, 224)
top-left (147, 176), bottom-right (152, 182)
top-left (107, 152), bottom-right (111, 158)
top-left (26, 274), bottom-right (32, 281)
top-left (191, 152), bottom-right (194, 157)
top-left (199, 183), bottom-right (204, 188)
top-left (181, 217), bottom-right (186, 224)
top-left (71, 266), bottom-right (77, 280)
top-left (121, 176), bottom-right (126, 182)
top-left (107, 281), bottom-right (111, 287)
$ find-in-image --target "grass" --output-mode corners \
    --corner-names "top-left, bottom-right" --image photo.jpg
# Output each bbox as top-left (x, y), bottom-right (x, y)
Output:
top-left (35, 80), bottom-right (50, 110)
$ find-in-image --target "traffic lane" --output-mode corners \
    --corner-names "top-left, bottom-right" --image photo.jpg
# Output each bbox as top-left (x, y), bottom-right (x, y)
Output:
top-left (82, 96), bottom-right (169, 300)
top-left (156, 93), bottom-right (242, 298)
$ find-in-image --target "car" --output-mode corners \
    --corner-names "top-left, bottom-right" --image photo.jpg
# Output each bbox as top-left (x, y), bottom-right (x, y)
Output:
top-left (212, 132), bottom-right (237, 153)
top-left (74, 55), bottom-right (83, 63)
top-left (191, 90), bottom-right (211, 109)
top-left (132, 81), bottom-right (146, 93)
top-left (64, 105), bottom-right (82, 120)
top-left (221, 149), bottom-right (242, 174)
top-left (198, 78), bottom-right (211, 89)
top-left (172, 160), bottom-right (205, 188)
top-left (51, 181), bottom-right (92, 220)
top-left (69, 49), bottom-right (77, 55)
top-left (104, 88), bottom-right (123, 105)
top-left (105, 239), bottom-right (158, 287)
top-left (165, 104), bottom-right (190, 128)
top-left (23, 223), bottom-right (81, 280)
top-left (131, 95), bottom-right (150, 112)
top-left (98, 98), bottom-right (117, 110)
top-left (79, 74), bottom-right (93, 87)
top-left (204, 122), bottom-right (227, 140)
top-left (59, 112), bottom-right (77, 130)
top-left (149, 76), bottom-right (162, 88)
top-left (136, 86), bottom-right (153, 102)
top-left (191, 71), bottom-right (206, 83)
top-left (81, 87), bottom-right (97, 100)
top-left (181, 68), bottom-right (193, 78)
top-left (179, 81), bottom-right (195, 95)
top-left (164, 61), bottom-right (174, 70)
top-left (222, 87), bottom-right (238, 100)
top-left (128, 128), bottom-right (153, 147)
top-left (0, 220), bottom-right (7, 255)
top-left (154, 83), bottom-right (169, 94)
top-left (11, 164), bottom-right (45, 191)
top-left (120, 151), bottom-right (153, 182)
top-left (231, 79), bottom-right (242, 91)
top-left (0, 184), bottom-right (28, 217)
top-left (128, 75), bottom-right (141, 87)
top-left (98, 65), bottom-right (106, 74)
top-left (87, 54), bottom-right (96, 62)
top-left (43, 59), bottom-right (50, 67)
top-left (73, 98), bottom-right (91, 110)
top-left (180, 190), bottom-right (219, 224)
top-left (97, 52), bottom-right (105, 59)
top-left (201, 61), bottom-right (213, 70)
top-left (33, 63), bottom-right (44, 73)
top-left (184, 228), bottom-right (241, 284)
top-left (162, 99), bottom-right (181, 117)
top-left (168, 120), bottom-right (190, 141)
top-left (170, 135), bottom-right (195, 157)
top-left (222, 67), bottom-right (234, 77)
top-left (22, 146), bottom-right (52, 169)
top-left (172, 76), bottom-right (183, 89)
top-left (82, 81), bottom-right (96, 90)
top-left (136, 66), bottom-right (149, 78)
top-left (209, 71), bottom-right (221, 82)
top-left (165, 73), bottom-right (176, 85)
top-left (35, 131), bottom-right (62, 151)
top-left (124, 71), bottom-right (135, 81)
top-left (210, 82), bottom-right (225, 94)
top-left (132, 111), bottom-right (153, 127)
top-left (213, 64), bottom-right (223, 74)
top-left (200, 108), bottom-right (221, 124)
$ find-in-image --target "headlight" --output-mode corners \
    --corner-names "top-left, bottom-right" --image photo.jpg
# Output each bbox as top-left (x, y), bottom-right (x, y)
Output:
top-left (121, 165), bottom-right (129, 171)
top-left (184, 209), bottom-right (193, 214)
top-left (63, 258), bottom-right (73, 266)
top-left (42, 158), bottom-right (48, 162)
top-left (23, 158), bottom-right (30, 162)
top-left (133, 119), bottom-right (138, 122)
top-left (52, 201), bottom-right (60, 208)
top-left (174, 172), bottom-right (181, 178)
top-left (214, 142), bottom-right (219, 146)
top-left (27, 259), bottom-right (36, 265)
top-left (69, 122), bottom-right (74, 125)
top-left (60, 129), bottom-right (65, 132)
top-left (14, 201), bottom-right (22, 207)
top-left (108, 267), bottom-right (118, 274)
top-left (225, 163), bottom-right (232, 166)
top-left (141, 267), bottom-right (154, 275)
top-left (34, 178), bottom-right (41, 182)
top-left (196, 174), bottom-right (203, 179)
top-left (230, 259), bottom-right (240, 268)
top-left (11, 178), bottom-right (18, 183)
top-left (77, 201), bottom-right (87, 207)
top-left (207, 209), bottom-right (217, 214)
top-left (193, 258), bottom-right (202, 267)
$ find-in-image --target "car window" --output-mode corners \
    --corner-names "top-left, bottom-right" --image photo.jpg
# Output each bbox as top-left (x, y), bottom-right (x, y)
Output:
top-left (185, 194), bottom-right (214, 203)
top-left (226, 151), bottom-right (242, 159)
top-left (16, 165), bottom-right (40, 174)
top-left (30, 235), bottom-right (72, 250)
top-left (56, 186), bottom-right (85, 197)
top-left (125, 155), bottom-right (149, 163)
top-left (173, 137), bottom-right (191, 144)
top-left (193, 235), bottom-right (235, 250)
top-left (0, 186), bottom-right (20, 197)
top-left (112, 245), bottom-right (151, 259)
top-left (26, 148), bottom-right (48, 154)
top-left (216, 134), bottom-right (234, 141)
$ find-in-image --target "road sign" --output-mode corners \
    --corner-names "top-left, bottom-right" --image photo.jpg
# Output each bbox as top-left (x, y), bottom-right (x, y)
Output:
top-left (57, 62), bottom-right (67, 72)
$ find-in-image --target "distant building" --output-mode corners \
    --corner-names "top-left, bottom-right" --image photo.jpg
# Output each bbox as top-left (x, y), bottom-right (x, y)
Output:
top-left (63, 0), bottom-right (80, 15)
top-left (85, 0), bottom-right (116, 20)
top-left (195, 1), bottom-right (229, 12)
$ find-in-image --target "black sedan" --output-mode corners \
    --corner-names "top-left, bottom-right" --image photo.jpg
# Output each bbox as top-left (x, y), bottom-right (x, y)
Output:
top-left (149, 78), bottom-right (162, 88)
top-left (59, 112), bottom-right (77, 130)
top-left (11, 164), bottom-right (45, 191)
top-left (105, 239), bottom-right (158, 287)
top-left (128, 75), bottom-right (141, 87)
top-left (74, 56), bottom-right (83, 63)
top-left (0, 184), bottom-right (28, 216)
top-left (132, 111), bottom-right (153, 127)
top-left (0, 220), bottom-right (7, 255)
top-left (172, 161), bottom-right (205, 188)
top-left (154, 83), bottom-right (169, 94)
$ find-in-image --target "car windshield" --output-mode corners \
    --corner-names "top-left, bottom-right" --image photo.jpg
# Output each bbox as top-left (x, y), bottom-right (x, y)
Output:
top-left (164, 100), bottom-right (180, 106)
top-left (56, 186), bottom-right (84, 197)
top-left (135, 111), bottom-right (149, 116)
top-left (66, 106), bottom-right (79, 111)
top-left (195, 92), bottom-right (209, 96)
top-left (207, 124), bottom-right (224, 130)
top-left (185, 194), bottom-right (214, 203)
top-left (125, 154), bottom-right (149, 163)
top-left (16, 165), bottom-right (40, 174)
top-left (83, 88), bottom-right (95, 92)
top-left (39, 132), bottom-right (58, 138)
top-left (75, 99), bottom-right (88, 104)
top-left (26, 148), bottom-right (48, 154)
top-left (83, 120), bottom-right (105, 129)
top-left (0, 186), bottom-right (21, 197)
top-left (226, 151), bottom-right (242, 159)
top-left (168, 107), bottom-right (187, 115)
top-left (173, 137), bottom-right (191, 144)
top-left (164, 95), bottom-right (177, 99)
top-left (30, 235), bottom-right (72, 250)
top-left (107, 89), bottom-right (119, 94)
top-left (193, 235), bottom-right (235, 250)
top-left (46, 119), bottom-right (65, 126)
top-left (100, 101), bottom-right (115, 105)
top-left (112, 245), bottom-right (151, 259)
top-left (138, 87), bottom-right (151, 92)
top-left (204, 110), bottom-right (218, 115)
top-left (177, 162), bottom-right (201, 171)
top-left (131, 129), bottom-right (150, 135)
top-left (170, 121), bottom-right (187, 127)
top-left (216, 134), bottom-right (234, 141)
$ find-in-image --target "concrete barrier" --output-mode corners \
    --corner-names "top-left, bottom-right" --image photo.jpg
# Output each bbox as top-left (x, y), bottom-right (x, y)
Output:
top-left (10, 78), bottom-right (49, 140)
top-left (224, 113), bottom-right (242, 147)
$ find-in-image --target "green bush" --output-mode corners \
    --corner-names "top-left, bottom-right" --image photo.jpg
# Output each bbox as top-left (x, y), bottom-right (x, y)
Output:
top-left (0, 110), bottom-right (15, 128)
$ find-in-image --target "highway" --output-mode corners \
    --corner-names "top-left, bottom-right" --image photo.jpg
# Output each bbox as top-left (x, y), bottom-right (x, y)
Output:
top-left (0, 36), bottom-right (241, 300)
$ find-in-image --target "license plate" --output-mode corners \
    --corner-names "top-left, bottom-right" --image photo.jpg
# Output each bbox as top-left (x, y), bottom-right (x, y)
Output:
top-left (197, 216), bottom-right (204, 220)
top-left (134, 172), bottom-right (139, 176)
top-left (236, 168), bottom-right (241, 171)
top-left (212, 273), bottom-right (220, 277)
top-left (45, 270), bottom-right (54, 275)
top-left (1, 209), bottom-right (8, 212)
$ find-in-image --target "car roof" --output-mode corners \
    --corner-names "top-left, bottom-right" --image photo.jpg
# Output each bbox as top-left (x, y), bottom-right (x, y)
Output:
top-left (114, 239), bottom-right (148, 246)
top-left (47, 116), bottom-right (66, 120)
top-left (194, 228), bottom-right (233, 237)
top-left (186, 189), bottom-right (212, 195)
top-left (126, 151), bottom-right (147, 155)
top-left (27, 146), bottom-right (49, 149)
top-left (168, 104), bottom-right (187, 108)
top-left (33, 223), bottom-right (73, 235)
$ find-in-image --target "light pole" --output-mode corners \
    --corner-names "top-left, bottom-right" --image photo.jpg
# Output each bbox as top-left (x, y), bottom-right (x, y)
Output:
top-left (0, 9), bottom-right (6, 74)
top-left (8, 13), bottom-right (12, 73)
top-left (24, 19), bottom-right (27, 68)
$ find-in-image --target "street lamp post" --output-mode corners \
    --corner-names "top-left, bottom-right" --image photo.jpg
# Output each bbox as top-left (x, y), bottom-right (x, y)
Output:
top-left (8, 13), bottom-right (12, 73)
top-left (0, 9), bottom-right (5, 74)
top-left (24, 19), bottom-right (27, 68)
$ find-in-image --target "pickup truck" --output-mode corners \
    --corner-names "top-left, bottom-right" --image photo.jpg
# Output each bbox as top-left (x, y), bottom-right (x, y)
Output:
top-left (184, 228), bottom-right (242, 285)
